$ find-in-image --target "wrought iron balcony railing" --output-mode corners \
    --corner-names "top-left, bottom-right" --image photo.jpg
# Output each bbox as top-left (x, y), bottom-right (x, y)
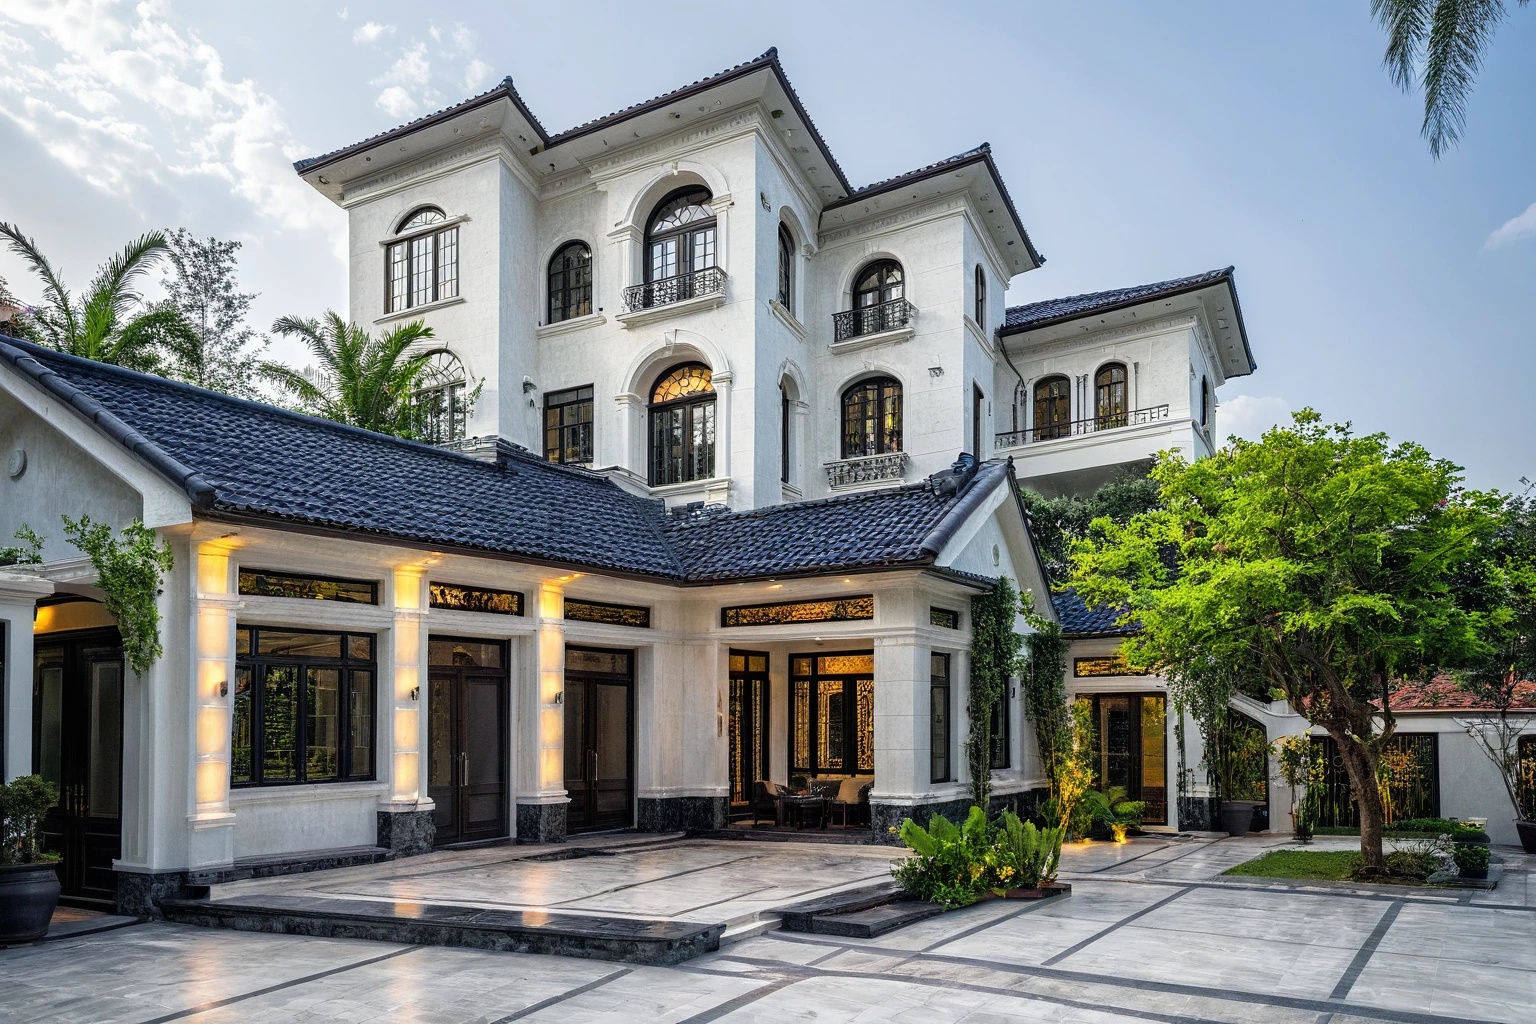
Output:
top-left (831, 298), bottom-right (916, 343)
top-left (622, 266), bottom-right (727, 313)
top-left (824, 451), bottom-right (909, 489)
top-left (994, 404), bottom-right (1171, 449)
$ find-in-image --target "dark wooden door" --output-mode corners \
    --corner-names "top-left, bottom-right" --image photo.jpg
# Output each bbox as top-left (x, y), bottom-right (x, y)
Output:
top-left (728, 651), bottom-right (770, 816)
top-left (34, 630), bottom-right (124, 907)
top-left (427, 638), bottom-right (508, 846)
top-left (564, 647), bottom-right (633, 834)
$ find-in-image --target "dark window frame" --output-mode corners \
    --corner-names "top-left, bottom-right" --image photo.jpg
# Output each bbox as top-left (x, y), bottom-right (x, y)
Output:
top-left (1033, 375), bottom-right (1071, 440)
top-left (384, 206), bottom-right (459, 314)
top-left (840, 376), bottom-right (903, 459)
top-left (780, 385), bottom-right (791, 484)
top-left (412, 349), bottom-right (468, 444)
top-left (232, 625), bottom-right (376, 788)
top-left (852, 259), bottom-right (904, 307)
top-left (564, 599), bottom-right (651, 629)
top-left (931, 652), bottom-right (952, 783)
top-left (545, 384), bottom-right (595, 466)
top-left (790, 650), bottom-right (875, 777)
top-left (1200, 376), bottom-right (1210, 428)
top-left (974, 265), bottom-right (986, 326)
top-left (645, 186), bottom-right (716, 283)
top-left (237, 569), bottom-right (379, 605)
top-left (989, 678), bottom-right (1011, 770)
top-left (777, 224), bottom-right (794, 311)
top-left (972, 383), bottom-right (985, 458)
top-left (1095, 362), bottom-right (1129, 428)
top-left (648, 362), bottom-right (716, 485)
top-left (547, 241), bottom-right (593, 324)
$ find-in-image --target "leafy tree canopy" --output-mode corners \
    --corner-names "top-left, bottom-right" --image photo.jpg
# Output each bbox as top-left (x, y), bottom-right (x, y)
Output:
top-left (161, 228), bottom-right (269, 398)
top-left (1019, 473), bottom-right (1162, 585)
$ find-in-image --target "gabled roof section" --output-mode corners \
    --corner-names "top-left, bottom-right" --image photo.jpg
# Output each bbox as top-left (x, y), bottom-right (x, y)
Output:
top-left (1052, 587), bottom-right (1136, 638)
top-left (1001, 267), bottom-right (1255, 379)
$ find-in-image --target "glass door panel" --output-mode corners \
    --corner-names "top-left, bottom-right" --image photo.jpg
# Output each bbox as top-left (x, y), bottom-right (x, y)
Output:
top-left (1097, 696), bottom-right (1134, 791)
top-left (1140, 696), bottom-right (1168, 825)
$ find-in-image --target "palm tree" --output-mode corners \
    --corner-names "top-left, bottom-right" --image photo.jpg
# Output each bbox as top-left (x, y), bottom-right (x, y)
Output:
top-left (0, 223), bottom-right (196, 372)
top-left (1372, 0), bottom-right (1528, 158)
top-left (260, 311), bottom-right (437, 437)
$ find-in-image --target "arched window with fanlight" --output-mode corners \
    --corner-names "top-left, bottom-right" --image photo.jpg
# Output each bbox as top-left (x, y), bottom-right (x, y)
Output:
top-left (647, 188), bottom-right (715, 282)
top-left (841, 377), bottom-right (902, 459)
top-left (547, 241), bottom-right (592, 324)
top-left (1095, 363), bottom-right (1128, 429)
top-left (413, 349), bottom-right (468, 444)
top-left (974, 265), bottom-right (986, 326)
top-left (1033, 376), bottom-right (1071, 441)
top-left (854, 259), bottom-right (903, 308)
top-left (777, 223), bottom-right (794, 311)
top-left (649, 363), bottom-right (716, 485)
top-left (835, 259), bottom-right (910, 341)
top-left (386, 206), bottom-right (458, 314)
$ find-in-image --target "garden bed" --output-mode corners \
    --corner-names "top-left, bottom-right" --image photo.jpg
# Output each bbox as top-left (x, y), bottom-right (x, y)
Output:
top-left (779, 881), bottom-right (1071, 939)
top-left (1223, 849), bottom-right (1494, 889)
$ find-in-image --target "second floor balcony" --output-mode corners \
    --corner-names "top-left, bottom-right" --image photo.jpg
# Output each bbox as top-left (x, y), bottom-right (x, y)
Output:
top-left (995, 404), bottom-right (1171, 450)
top-left (621, 266), bottom-right (728, 317)
top-left (832, 298), bottom-right (917, 345)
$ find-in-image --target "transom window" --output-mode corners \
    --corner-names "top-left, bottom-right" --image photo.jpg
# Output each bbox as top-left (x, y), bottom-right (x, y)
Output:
top-left (413, 350), bottom-right (468, 444)
top-left (649, 362), bottom-right (716, 485)
top-left (853, 259), bottom-right (903, 307)
top-left (1095, 363), bottom-right (1128, 428)
top-left (1033, 376), bottom-right (1071, 440)
top-left (777, 224), bottom-right (794, 310)
top-left (386, 206), bottom-right (459, 313)
top-left (548, 241), bottom-right (593, 324)
top-left (232, 626), bottom-right (375, 787)
top-left (545, 385), bottom-right (594, 466)
top-left (646, 187), bottom-right (715, 282)
top-left (841, 377), bottom-right (902, 459)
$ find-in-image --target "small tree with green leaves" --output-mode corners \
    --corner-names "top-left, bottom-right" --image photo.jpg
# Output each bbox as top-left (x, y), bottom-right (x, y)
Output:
top-left (161, 229), bottom-right (269, 398)
top-left (1068, 411), bottom-right (1491, 870)
top-left (61, 516), bottom-right (174, 676)
top-left (0, 525), bottom-right (43, 567)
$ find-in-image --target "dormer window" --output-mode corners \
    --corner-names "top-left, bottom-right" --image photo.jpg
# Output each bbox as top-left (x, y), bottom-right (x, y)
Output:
top-left (386, 206), bottom-right (458, 314)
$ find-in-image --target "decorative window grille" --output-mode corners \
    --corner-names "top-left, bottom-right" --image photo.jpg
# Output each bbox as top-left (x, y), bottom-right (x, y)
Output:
top-left (648, 363), bottom-right (715, 485)
top-left (237, 569), bottom-right (378, 605)
top-left (564, 598), bottom-right (651, 628)
top-left (930, 608), bottom-right (960, 629)
top-left (720, 595), bottom-right (874, 628)
top-left (429, 583), bottom-right (524, 616)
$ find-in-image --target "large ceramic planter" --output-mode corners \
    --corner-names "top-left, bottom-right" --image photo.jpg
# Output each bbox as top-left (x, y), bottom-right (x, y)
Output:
top-left (1220, 802), bottom-right (1256, 838)
top-left (0, 862), bottom-right (61, 944)
top-left (1516, 820), bottom-right (1536, 855)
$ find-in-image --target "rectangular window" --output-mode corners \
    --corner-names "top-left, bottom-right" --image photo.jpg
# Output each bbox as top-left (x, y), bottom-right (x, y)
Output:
top-left (721, 596), bottom-right (874, 628)
top-left (931, 653), bottom-right (951, 783)
top-left (989, 680), bottom-right (1011, 770)
top-left (386, 226), bottom-right (459, 313)
top-left (790, 651), bottom-right (874, 777)
top-left (930, 608), bottom-right (960, 630)
top-left (429, 583), bottom-right (523, 616)
top-left (565, 599), bottom-right (650, 628)
top-left (233, 626), bottom-right (376, 787)
top-left (238, 569), bottom-right (378, 605)
top-left (1074, 655), bottom-right (1144, 678)
top-left (545, 386), bottom-right (594, 466)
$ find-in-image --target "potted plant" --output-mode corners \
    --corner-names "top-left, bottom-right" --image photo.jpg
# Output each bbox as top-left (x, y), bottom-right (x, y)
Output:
top-left (1, 775), bottom-right (61, 943)
top-left (1455, 692), bottom-right (1536, 854)
top-left (1085, 786), bottom-right (1145, 842)
top-left (1213, 725), bottom-right (1270, 837)
top-left (1453, 843), bottom-right (1490, 881)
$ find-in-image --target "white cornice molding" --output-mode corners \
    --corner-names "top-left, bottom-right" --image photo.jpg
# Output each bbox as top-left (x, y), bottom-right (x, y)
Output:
top-left (817, 196), bottom-right (968, 250)
top-left (341, 135), bottom-right (531, 206)
top-left (584, 106), bottom-right (764, 184)
top-left (1003, 312), bottom-right (1199, 362)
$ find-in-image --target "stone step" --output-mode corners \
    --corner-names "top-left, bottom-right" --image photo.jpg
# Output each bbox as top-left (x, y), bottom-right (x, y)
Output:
top-left (808, 900), bottom-right (945, 938)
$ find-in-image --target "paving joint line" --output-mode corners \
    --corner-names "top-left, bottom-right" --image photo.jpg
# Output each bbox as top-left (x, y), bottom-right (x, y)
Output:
top-left (921, 888), bottom-right (1072, 951)
top-left (1328, 900), bottom-right (1404, 1001)
top-left (1040, 885), bottom-right (1193, 966)
top-left (489, 967), bottom-right (633, 1022)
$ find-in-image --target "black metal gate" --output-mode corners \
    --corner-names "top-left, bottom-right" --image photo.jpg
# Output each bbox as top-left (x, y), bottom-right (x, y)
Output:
top-left (1312, 732), bottom-right (1439, 827)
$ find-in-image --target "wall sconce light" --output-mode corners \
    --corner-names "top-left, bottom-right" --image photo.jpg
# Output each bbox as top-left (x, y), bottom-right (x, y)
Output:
top-left (218, 680), bottom-right (228, 698)
top-left (410, 686), bottom-right (420, 702)
top-left (553, 690), bottom-right (564, 705)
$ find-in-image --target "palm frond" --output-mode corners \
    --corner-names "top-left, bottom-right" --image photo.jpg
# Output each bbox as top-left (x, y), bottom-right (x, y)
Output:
top-left (257, 361), bottom-right (332, 413)
top-left (0, 221), bottom-right (79, 343)
top-left (89, 231), bottom-right (170, 321)
top-left (1421, 0), bottom-right (1510, 157)
top-left (1373, 0), bottom-right (1434, 91)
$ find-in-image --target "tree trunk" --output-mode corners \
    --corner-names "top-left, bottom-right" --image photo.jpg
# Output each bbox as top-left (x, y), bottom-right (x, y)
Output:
top-left (1331, 728), bottom-right (1385, 871)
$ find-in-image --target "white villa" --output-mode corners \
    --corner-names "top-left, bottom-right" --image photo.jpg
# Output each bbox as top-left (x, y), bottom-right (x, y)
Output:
top-left (0, 47), bottom-right (1386, 919)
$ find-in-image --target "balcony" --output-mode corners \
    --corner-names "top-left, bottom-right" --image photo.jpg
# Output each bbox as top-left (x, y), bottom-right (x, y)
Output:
top-left (617, 267), bottom-right (727, 327)
top-left (995, 404), bottom-right (1171, 450)
top-left (831, 298), bottom-right (916, 350)
top-left (824, 451), bottom-right (909, 490)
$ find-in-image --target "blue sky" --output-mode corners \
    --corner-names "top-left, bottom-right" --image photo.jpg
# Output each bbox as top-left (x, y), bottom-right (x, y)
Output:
top-left (0, 1), bottom-right (1531, 489)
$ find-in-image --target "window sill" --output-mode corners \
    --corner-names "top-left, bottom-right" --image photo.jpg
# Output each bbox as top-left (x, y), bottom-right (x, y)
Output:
top-left (769, 299), bottom-right (807, 341)
top-left (375, 295), bottom-right (466, 326)
top-left (537, 312), bottom-right (607, 338)
top-left (828, 323), bottom-right (914, 355)
top-left (230, 780), bottom-right (389, 805)
top-left (614, 289), bottom-right (726, 329)
top-left (649, 475), bottom-right (731, 505)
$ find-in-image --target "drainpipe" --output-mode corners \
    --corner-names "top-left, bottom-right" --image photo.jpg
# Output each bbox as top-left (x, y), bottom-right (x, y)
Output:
top-left (996, 328), bottom-right (1026, 432)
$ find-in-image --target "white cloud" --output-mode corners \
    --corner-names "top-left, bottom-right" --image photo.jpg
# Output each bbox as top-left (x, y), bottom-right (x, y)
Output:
top-left (463, 58), bottom-right (491, 93)
top-left (1484, 201), bottom-right (1536, 250)
top-left (1218, 395), bottom-right (1292, 442)
top-left (374, 85), bottom-right (416, 119)
top-left (351, 21), bottom-right (393, 45)
top-left (373, 42), bottom-right (430, 87)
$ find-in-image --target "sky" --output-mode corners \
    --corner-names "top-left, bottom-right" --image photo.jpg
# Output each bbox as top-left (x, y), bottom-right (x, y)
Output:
top-left (0, 0), bottom-right (1531, 490)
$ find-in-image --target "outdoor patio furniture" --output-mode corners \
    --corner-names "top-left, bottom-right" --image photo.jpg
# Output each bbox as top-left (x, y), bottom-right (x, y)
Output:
top-left (751, 780), bottom-right (782, 826)
top-left (777, 793), bottom-right (829, 829)
top-left (830, 778), bottom-right (872, 827)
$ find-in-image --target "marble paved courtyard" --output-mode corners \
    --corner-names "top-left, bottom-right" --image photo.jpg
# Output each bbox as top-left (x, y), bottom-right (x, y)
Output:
top-left (4, 834), bottom-right (1534, 1023)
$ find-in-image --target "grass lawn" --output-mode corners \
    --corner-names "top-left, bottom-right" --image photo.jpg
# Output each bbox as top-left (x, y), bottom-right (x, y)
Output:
top-left (1224, 850), bottom-right (1363, 880)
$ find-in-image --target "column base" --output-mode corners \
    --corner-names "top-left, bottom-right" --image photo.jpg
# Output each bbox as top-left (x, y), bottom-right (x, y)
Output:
top-left (515, 801), bottom-right (567, 844)
top-left (116, 869), bottom-right (205, 919)
top-left (636, 796), bottom-right (727, 833)
top-left (377, 809), bottom-right (435, 856)
top-left (1176, 795), bottom-right (1220, 832)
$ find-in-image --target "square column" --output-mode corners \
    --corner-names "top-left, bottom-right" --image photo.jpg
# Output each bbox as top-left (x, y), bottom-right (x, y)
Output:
top-left (376, 569), bottom-right (433, 855)
top-left (0, 571), bottom-right (52, 781)
top-left (186, 542), bottom-right (238, 868)
top-left (516, 581), bottom-right (567, 843)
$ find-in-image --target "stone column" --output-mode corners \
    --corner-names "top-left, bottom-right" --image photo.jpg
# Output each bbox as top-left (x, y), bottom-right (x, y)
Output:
top-left (376, 569), bottom-right (433, 855)
top-left (186, 541), bottom-right (238, 869)
top-left (516, 581), bottom-right (567, 843)
top-left (0, 571), bottom-right (52, 781)
top-left (711, 368), bottom-right (733, 501)
top-left (870, 635), bottom-right (929, 840)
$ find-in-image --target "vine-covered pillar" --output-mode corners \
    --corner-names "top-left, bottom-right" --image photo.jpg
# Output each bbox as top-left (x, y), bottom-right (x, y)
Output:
top-left (376, 568), bottom-right (433, 856)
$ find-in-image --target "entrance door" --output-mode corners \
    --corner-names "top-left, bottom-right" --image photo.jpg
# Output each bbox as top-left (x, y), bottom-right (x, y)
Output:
top-left (427, 637), bottom-right (509, 846)
top-left (33, 630), bottom-right (124, 907)
top-left (728, 650), bottom-right (770, 817)
top-left (563, 647), bottom-right (633, 833)
top-left (1090, 693), bottom-right (1167, 825)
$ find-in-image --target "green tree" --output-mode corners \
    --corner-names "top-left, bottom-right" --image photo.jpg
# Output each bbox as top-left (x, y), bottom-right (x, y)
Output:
top-left (1019, 474), bottom-right (1162, 585)
top-left (1067, 412), bottom-right (1491, 869)
top-left (161, 228), bottom-right (269, 398)
top-left (0, 223), bottom-right (196, 372)
top-left (259, 311), bottom-right (436, 436)
top-left (1372, 0), bottom-right (1528, 158)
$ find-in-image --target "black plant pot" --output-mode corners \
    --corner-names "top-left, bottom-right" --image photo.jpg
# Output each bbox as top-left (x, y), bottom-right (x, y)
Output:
top-left (0, 862), bottom-right (60, 944)
top-left (1516, 820), bottom-right (1536, 855)
top-left (1220, 802), bottom-right (1255, 838)
top-left (1459, 866), bottom-right (1489, 880)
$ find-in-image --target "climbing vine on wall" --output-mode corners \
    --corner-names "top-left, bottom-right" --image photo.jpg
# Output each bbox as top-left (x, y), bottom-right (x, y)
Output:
top-left (1022, 614), bottom-right (1071, 796)
top-left (968, 576), bottom-right (1025, 808)
top-left (61, 515), bottom-right (174, 676)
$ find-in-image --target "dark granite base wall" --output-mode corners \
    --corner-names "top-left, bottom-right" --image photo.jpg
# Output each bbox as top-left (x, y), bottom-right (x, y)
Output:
top-left (637, 796), bottom-right (728, 833)
top-left (516, 802), bottom-right (567, 844)
top-left (1177, 796), bottom-right (1220, 832)
top-left (377, 809), bottom-right (435, 856)
top-left (117, 871), bottom-right (207, 918)
top-left (869, 788), bottom-right (1049, 845)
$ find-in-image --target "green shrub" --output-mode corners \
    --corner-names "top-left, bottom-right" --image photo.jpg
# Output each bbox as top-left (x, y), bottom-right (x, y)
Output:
top-left (1453, 845), bottom-right (1490, 873)
top-left (995, 812), bottom-right (1064, 889)
top-left (0, 775), bottom-right (59, 865)
top-left (1084, 786), bottom-right (1145, 838)
top-left (1385, 818), bottom-right (1487, 843)
top-left (892, 807), bottom-right (1065, 907)
top-left (1381, 849), bottom-right (1436, 880)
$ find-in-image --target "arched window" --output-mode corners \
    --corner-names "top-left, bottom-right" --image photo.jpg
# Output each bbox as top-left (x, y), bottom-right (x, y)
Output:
top-left (1033, 376), bottom-right (1071, 441)
top-left (1200, 376), bottom-right (1210, 428)
top-left (853, 259), bottom-right (903, 308)
top-left (649, 363), bottom-right (716, 485)
top-left (842, 377), bottom-right (902, 459)
top-left (974, 265), bottom-right (986, 326)
top-left (646, 187), bottom-right (715, 282)
top-left (547, 241), bottom-right (592, 324)
top-left (777, 224), bottom-right (794, 310)
top-left (386, 206), bottom-right (458, 314)
top-left (1095, 363), bottom-right (1128, 429)
top-left (413, 350), bottom-right (467, 444)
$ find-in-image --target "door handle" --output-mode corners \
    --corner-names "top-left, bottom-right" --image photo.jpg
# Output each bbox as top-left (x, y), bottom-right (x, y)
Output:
top-left (588, 749), bottom-right (597, 783)
top-left (461, 751), bottom-right (469, 784)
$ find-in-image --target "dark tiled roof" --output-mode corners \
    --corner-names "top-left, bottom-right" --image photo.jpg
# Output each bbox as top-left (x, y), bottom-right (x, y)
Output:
top-left (0, 337), bottom-right (1006, 585)
top-left (1052, 587), bottom-right (1136, 637)
top-left (1002, 268), bottom-right (1235, 332)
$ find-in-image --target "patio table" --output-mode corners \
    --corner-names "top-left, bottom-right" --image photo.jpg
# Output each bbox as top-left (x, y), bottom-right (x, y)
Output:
top-left (776, 794), bottom-right (829, 829)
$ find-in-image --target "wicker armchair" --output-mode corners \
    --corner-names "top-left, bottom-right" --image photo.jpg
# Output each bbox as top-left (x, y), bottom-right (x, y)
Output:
top-left (831, 778), bottom-right (872, 827)
top-left (751, 780), bottom-right (781, 826)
